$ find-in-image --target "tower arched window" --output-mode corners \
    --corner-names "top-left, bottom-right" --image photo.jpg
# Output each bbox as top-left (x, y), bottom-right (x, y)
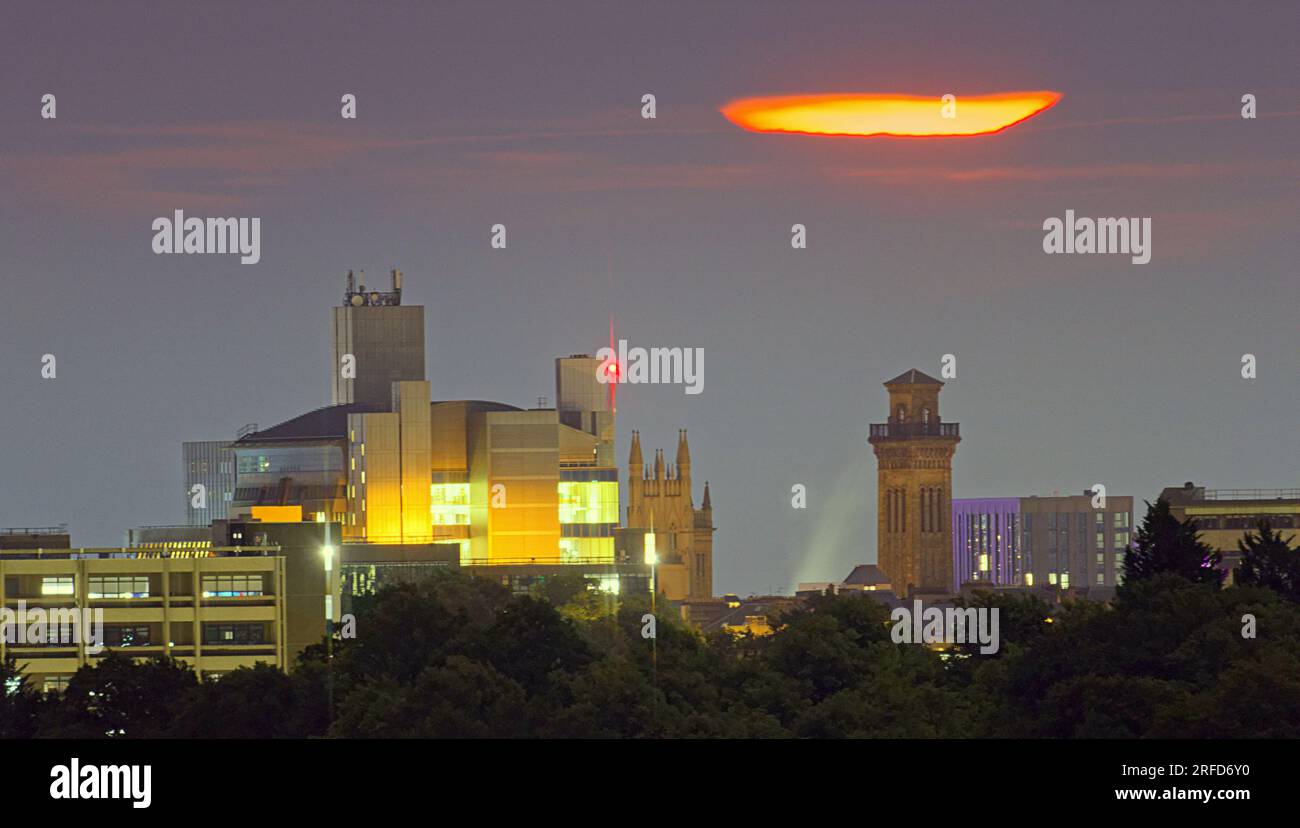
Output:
top-left (922, 408), bottom-right (931, 425)
top-left (897, 405), bottom-right (906, 423)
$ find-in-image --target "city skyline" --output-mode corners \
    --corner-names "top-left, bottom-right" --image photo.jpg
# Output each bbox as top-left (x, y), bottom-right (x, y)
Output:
top-left (2, 1), bottom-right (1297, 598)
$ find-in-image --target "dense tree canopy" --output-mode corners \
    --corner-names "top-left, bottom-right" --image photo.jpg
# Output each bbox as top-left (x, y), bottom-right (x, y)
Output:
top-left (2, 518), bottom-right (1297, 738)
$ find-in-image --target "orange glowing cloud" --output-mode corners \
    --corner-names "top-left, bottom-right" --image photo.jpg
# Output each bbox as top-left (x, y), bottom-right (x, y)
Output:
top-left (721, 91), bottom-right (1061, 138)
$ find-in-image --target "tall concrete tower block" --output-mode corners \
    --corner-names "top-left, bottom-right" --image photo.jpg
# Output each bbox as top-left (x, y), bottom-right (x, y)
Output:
top-left (555, 354), bottom-right (615, 467)
top-left (867, 369), bottom-right (960, 597)
top-left (331, 269), bottom-right (426, 407)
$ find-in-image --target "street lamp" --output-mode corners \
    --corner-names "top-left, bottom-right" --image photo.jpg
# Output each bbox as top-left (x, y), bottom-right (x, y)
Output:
top-left (321, 542), bottom-right (335, 727)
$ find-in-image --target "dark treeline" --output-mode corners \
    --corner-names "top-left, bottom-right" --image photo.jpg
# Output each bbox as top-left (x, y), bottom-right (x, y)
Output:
top-left (3, 501), bottom-right (1298, 738)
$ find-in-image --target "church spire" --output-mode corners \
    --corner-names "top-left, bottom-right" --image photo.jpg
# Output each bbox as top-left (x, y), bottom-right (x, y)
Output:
top-left (628, 430), bottom-right (643, 472)
top-left (676, 429), bottom-right (691, 472)
top-left (654, 448), bottom-right (664, 480)
top-left (702, 481), bottom-right (712, 511)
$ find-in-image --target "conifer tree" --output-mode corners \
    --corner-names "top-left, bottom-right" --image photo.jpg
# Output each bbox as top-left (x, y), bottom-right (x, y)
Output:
top-left (1235, 518), bottom-right (1300, 601)
top-left (1122, 498), bottom-right (1222, 586)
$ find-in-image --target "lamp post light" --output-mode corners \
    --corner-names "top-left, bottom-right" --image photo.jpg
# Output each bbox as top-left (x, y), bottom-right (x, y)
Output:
top-left (645, 528), bottom-right (657, 680)
top-left (322, 541), bottom-right (335, 727)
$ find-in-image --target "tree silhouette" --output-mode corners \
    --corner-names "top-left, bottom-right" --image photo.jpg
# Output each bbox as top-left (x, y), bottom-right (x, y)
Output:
top-left (1122, 498), bottom-right (1222, 587)
top-left (1235, 518), bottom-right (1300, 600)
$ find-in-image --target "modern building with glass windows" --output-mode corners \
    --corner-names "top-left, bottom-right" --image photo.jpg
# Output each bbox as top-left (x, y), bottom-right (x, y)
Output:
top-left (952, 498), bottom-right (1022, 588)
top-left (952, 491), bottom-right (1133, 591)
top-left (182, 440), bottom-right (237, 525)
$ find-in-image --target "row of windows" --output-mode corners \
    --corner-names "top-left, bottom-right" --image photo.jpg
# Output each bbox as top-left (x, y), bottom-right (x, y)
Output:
top-left (1044, 511), bottom-right (1131, 530)
top-left (560, 469), bottom-right (618, 482)
top-left (201, 575), bottom-right (264, 597)
top-left (34, 574), bottom-right (266, 598)
top-left (88, 576), bottom-right (149, 599)
top-left (103, 625), bottom-right (151, 646)
top-left (561, 523), bottom-right (617, 538)
top-left (203, 622), bottom-right (267, 645)
top-left (1197, 515), bottom-right (1296, 529)
top-left (2, 623), bottom-right (155, 646)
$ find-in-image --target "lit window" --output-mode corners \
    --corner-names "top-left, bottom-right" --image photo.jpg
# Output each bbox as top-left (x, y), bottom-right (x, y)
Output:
top-left (89, 576), bottom-right (149, 599)
top-left (200, 574), bottom-right (264, 597)
top-left (42, 676), bottom-right (70, 694)
top-left (41, 576), bottom-right (74, 596)
top-left (202, 622), bottom-right (266, 645)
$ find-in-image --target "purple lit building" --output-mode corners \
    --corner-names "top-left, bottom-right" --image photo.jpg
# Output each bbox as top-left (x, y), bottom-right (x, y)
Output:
top-left (952, 498), bottom-right (1023, 588)
top-left (952, 492), bottom-right (1134, 591)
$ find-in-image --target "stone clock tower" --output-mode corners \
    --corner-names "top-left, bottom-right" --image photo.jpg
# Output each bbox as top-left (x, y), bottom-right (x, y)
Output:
top-left (867, 369), bottom-right (960, 597)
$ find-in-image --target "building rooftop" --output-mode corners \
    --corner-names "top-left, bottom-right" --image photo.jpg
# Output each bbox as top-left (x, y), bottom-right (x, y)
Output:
top-left (884, 368), bottom-right (943, 386)
top-left (0, 546), bottom-right (280, 559)
top-left (234, 403), bottom-right (387, 444)
top-left (842, 563), bottom-right (892, 587)
top-left (1161, 482), bottom-right (1300, 505)
top-left (235, 399), bottom-right (526, 444)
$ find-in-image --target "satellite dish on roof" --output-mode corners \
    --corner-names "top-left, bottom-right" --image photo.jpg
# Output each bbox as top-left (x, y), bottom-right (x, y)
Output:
top-left (350, 294), bottom-right (364, 306)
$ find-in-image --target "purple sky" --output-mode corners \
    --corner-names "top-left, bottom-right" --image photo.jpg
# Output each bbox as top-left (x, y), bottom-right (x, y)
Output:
top-left (2, 1), bottom-right (1297, 595)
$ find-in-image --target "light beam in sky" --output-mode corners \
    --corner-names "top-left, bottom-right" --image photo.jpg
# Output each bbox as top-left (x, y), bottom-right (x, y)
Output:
top-left (721, 91), bottom-right (1061, 137)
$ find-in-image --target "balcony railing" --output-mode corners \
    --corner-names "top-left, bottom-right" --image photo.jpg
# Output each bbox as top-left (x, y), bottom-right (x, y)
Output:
top-left (869, 422), bottom-right (960, 439)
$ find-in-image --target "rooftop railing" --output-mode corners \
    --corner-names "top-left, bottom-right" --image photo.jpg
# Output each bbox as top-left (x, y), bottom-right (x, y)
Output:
top-left (461, 557), bottom-right (644, 567)
top-left (1203, 488), bottom-right (1300, 501)
top-left (0, 525), bottom-right (69, 535)
top-left (0, 546), bottom-right (281, 559)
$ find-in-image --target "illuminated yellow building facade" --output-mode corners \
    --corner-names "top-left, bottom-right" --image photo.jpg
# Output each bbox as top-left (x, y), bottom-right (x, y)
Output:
top-left (233, 359), bottom-right (620, 568)
top-left (0, 546), bottom-right (296, 691)
top-left (224, 278), bottom-right (673, 588)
